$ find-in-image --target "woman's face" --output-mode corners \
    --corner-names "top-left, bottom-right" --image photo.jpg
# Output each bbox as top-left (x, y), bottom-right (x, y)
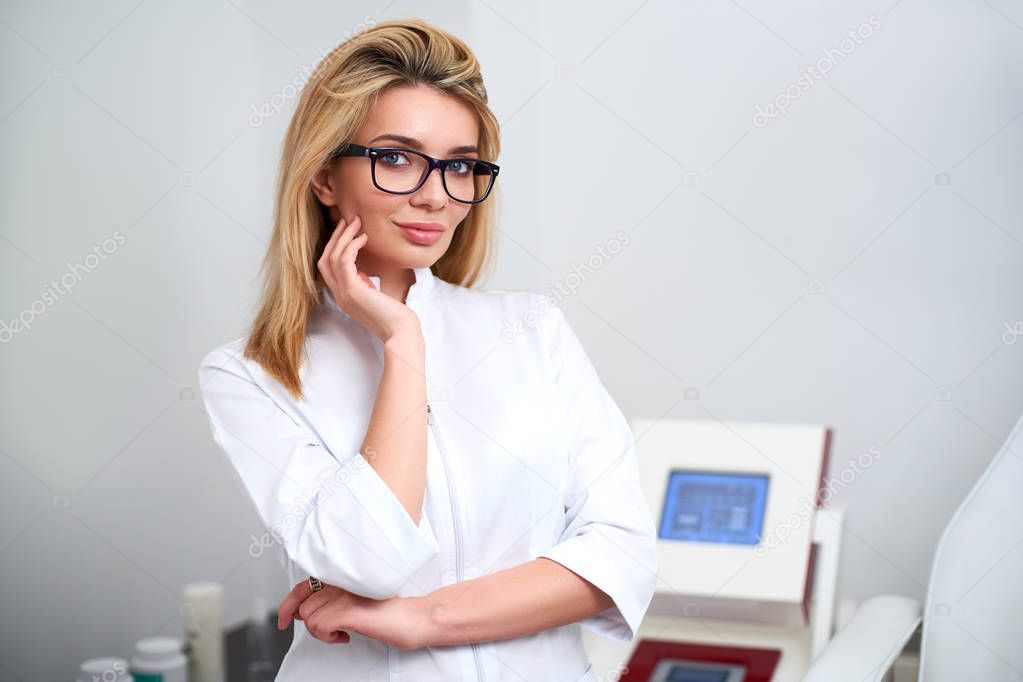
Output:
top-left (311, 83), bottom-right (479, 272)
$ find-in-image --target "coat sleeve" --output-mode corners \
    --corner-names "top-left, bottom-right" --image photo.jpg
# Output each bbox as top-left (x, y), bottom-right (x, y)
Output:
top-left (535, 302), bottom-right (659, 641)
top-left (197, 347), bottom-right (440, 600)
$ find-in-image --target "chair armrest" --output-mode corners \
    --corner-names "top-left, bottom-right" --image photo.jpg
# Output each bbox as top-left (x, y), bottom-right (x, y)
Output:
top-left (802, 595), bottom-right (921, 682)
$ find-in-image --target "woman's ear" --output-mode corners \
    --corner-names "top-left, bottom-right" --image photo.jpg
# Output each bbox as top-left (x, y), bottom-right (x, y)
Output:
top-left (310, 165), bottom-right (338, 207)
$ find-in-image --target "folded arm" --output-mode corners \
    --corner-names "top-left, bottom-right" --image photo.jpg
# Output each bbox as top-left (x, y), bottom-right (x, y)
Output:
top-left (415, 557), bottom-right (614, 646)
top-left (198, 346), bottom-right (440, 600)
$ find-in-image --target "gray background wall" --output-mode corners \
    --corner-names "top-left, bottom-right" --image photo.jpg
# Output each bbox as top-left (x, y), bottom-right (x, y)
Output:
top-left (1, 0), bottom-right (1021, 678)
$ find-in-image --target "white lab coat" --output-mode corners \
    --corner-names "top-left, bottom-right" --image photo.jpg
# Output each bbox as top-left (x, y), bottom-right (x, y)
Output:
top-left (197, 265), bottom-right (658, 681)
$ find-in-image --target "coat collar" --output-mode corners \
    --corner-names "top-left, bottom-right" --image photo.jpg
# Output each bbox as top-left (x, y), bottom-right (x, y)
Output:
top-left (320, 265), bottom-right (436, 315)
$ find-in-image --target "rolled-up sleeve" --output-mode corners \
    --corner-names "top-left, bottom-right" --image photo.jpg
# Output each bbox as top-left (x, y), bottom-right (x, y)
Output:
top-left (197, 347), bottom-right (439, 600)
top-left (535, 302), bottom-right (659, 641)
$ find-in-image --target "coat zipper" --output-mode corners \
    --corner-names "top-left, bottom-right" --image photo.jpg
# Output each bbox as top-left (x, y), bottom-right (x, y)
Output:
top-left (427, 402), bottom-right (485, 682)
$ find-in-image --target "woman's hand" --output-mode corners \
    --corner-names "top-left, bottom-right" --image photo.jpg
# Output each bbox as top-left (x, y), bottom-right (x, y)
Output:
top-left (277, 578), bottom-right (430, 650)
top-left (317, 215), bottom-right (421, 343)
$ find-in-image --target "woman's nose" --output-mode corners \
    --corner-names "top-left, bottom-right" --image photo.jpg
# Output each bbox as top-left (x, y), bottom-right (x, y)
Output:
top-left (411, 166), bottom-right (449, 208)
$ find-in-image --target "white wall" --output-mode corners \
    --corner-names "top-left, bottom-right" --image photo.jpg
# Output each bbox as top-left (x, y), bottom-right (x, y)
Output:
top-left (1, 0), bottom-right (1021, 678)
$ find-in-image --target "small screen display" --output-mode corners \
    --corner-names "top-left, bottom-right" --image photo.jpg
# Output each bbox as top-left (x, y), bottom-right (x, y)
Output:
top-left (658, 470), bottom-right (769, 545)
top-left (663, 668), bottom-right (730, 682)
top-left (650, 659), bottom-right (747, 682)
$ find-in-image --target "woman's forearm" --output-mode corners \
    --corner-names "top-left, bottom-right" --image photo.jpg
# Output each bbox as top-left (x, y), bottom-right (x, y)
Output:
top-left (360, 328), bottom-right (428, 524)
top-left (413, 557), bottom-right (614, 647)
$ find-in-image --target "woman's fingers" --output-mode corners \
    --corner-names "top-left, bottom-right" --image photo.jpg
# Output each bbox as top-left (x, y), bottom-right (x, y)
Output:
top-left (338, 232), bottom-right (370, 289)
top-left (317, 215), bottom-right (361, 288)
top-left (324, 218), bottom-right (365, 303)
top-left (305, 599), bottom-right (354, 644)
top-left (317, 217), bottom-right (347, 268)
top-left (277, 580), bottom-right (313, 630)
top-left (327, 215), bottom-right (361, 267)
top-left (277, 580), bottom-right (355, 645)
top-left (328, 216), bottom-right (363, 280)
top-left (296, 587), bottom-right (337, 622)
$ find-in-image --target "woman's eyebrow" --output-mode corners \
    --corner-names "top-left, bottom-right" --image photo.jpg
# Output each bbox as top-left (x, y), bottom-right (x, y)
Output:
top-left (368, 133), bottom-right (478, 155)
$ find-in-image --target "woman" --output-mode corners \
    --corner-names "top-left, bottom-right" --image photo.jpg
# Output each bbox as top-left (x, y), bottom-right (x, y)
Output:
top-left (198, 17), bottom-right (657, 681)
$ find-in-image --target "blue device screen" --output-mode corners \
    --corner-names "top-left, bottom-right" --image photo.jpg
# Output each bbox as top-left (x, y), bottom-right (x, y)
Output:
top-left (663, 668), bottom-right (730, 682)
top-left (658, 470), bottom-right (769, 545)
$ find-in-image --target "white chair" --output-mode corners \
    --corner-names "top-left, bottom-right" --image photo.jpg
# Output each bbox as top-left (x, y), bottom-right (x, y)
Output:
top-left (803, 413), bottom-right (1023, 681)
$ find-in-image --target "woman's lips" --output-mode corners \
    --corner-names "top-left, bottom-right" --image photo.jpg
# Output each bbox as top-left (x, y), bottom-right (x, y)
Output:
top-left (395, 222), bottom-right (445, 245)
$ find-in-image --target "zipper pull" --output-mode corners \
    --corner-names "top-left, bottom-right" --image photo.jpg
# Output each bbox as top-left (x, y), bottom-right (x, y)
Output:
top-left (426, 402), bottom-right (433, 425)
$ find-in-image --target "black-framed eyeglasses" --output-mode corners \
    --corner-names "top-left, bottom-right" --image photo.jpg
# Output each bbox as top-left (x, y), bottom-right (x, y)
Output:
top-left (329, 143), bottom-right (500, 204)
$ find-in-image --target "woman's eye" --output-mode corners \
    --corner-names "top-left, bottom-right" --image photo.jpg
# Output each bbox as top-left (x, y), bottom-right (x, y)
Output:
top-left (448, 160), bottom-right (471, 175)
top-left (381, 152), bottom-right (410, 166)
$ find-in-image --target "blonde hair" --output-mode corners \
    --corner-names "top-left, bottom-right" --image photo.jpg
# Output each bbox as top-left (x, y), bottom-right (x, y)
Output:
top-left (243, 17), bottom-right (501, 400)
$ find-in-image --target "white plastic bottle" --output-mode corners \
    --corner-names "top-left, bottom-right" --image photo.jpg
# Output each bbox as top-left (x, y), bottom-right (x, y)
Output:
top-left (129, 636), bottom-right (186, 682)
top-left (181, 582), bottom-right (224, 682)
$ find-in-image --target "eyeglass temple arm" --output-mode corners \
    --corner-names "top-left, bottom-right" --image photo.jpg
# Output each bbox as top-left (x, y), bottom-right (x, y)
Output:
top-left (330, 143), bottom-right (371, 160)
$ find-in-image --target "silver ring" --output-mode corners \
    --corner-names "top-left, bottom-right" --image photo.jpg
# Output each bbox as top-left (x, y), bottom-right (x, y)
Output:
top-left (308, 576), bottom-right (324, 592)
